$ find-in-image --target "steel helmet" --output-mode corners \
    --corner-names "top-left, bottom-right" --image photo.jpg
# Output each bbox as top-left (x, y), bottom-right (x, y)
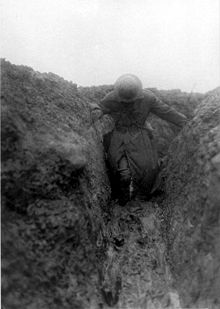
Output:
top-left (114, 74), bottom-right (143, 102)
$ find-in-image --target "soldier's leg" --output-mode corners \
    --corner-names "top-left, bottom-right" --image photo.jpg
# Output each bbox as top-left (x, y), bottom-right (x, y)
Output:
top-left (117, 155), bottom-right (131, 205)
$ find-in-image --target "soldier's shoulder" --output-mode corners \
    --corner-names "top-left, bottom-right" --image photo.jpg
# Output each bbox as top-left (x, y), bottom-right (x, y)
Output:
top-left (101, 90), bottom-right (118, 103)
top-left (142, 89), bottom-right (156, 99)
top-left (100, 90), bottom-right (119, 112)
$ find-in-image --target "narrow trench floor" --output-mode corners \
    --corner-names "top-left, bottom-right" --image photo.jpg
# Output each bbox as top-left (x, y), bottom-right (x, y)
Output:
top-left (97, 199), bottom-right (182, 309)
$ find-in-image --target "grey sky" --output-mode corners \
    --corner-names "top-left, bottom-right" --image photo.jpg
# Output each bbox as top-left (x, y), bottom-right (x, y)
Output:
top-left (1, 0), bottom-right (220, 92)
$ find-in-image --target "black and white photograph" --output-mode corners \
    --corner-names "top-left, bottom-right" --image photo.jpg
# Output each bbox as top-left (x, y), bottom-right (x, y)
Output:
top-left (1, 0), bottom-right (220, 308)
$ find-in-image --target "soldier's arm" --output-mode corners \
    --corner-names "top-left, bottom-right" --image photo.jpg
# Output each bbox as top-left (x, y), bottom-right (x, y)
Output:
top-left (90, 91), bottom-right (116, 121)
top-left (149, 92), bottom-right (187, 127)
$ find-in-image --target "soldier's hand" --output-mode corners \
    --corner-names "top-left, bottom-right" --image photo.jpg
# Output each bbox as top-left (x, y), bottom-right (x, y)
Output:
top-left (91, 109), bottom-right (103, 122)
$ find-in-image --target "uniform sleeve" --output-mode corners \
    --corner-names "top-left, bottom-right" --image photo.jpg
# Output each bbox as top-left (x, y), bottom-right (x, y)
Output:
top-left (89, 91), bottom-right (116, 115)
top-left (150, 93), bottom-right (187, 127)
top-left (89, 102), bottom-right (102, 111)
top-left (93, 91), bottom-right (118, 115)
top-left (99, 97), bottom-right (113, 114)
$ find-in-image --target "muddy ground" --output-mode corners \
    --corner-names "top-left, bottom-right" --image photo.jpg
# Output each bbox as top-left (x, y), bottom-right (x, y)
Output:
top-left (97, 198), bottom-right (182, 309)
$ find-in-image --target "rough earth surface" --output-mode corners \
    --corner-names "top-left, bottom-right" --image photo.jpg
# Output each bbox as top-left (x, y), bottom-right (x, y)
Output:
top-left (162, 87), bottom-right (220, 309)
top-left (1, 59), bottom-right (110, 309)
top-left (1, 59), bottom-right (219, 309)
top-left (98, 200), bottom-right (182, 309)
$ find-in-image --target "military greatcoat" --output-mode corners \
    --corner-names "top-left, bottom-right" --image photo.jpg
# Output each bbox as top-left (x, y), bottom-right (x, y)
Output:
top-left (94, 89), bottom-right (187, 193)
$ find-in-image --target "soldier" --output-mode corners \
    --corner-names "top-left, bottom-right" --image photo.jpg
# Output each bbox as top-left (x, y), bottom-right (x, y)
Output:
top-left (91, 74), bottom-right (187, 205)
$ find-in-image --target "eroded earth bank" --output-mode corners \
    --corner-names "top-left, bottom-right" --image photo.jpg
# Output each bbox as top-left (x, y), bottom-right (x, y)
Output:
top-left (1, 60), bottom-right (220, 309)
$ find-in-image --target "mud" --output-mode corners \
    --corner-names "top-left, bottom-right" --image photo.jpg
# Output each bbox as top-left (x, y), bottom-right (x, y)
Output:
top-left (96, 199), bottom-right (181, 309)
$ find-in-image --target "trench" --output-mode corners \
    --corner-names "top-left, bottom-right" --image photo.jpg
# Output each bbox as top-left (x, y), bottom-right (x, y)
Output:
top-left (96, 194), bottom-right (181, 309)
top-left (3, 60), bottom-right (219, 309)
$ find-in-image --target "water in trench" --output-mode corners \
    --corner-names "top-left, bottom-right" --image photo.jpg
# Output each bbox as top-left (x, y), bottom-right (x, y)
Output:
top-left (97, 198), bottom-right (182, 309)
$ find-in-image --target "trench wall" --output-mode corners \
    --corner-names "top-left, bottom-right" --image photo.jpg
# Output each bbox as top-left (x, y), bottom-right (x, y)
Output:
top-left (1, 59), bottom-right (110, 309)
top-left (162, 88), bottom-right (220, 308)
